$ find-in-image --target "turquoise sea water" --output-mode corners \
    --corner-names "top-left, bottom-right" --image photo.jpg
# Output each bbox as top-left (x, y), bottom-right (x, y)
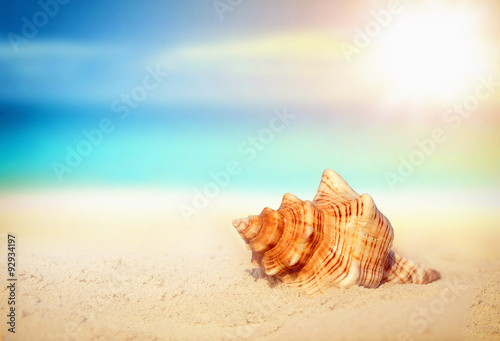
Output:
top-left (0, 101), bottom-right (498, 194)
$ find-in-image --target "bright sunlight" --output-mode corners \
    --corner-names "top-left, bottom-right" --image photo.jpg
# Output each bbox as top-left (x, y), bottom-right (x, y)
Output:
top-left (370, 3), bottom-right (490, 102)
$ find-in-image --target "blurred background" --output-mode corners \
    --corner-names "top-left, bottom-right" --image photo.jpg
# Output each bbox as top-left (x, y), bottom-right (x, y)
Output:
top-left (0, 0), bottom-right (499, 231)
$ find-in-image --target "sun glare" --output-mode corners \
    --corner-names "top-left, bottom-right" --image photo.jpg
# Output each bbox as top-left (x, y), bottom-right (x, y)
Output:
top-left (370, 4), bottom-right (489, 102)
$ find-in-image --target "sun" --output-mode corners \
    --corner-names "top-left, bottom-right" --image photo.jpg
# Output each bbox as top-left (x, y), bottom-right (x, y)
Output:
top-left (368, 3), bottom-right (490, 103)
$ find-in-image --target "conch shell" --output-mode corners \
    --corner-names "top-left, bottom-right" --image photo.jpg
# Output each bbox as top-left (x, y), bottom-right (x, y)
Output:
top-left (232, 169), bottom-right (440, 296)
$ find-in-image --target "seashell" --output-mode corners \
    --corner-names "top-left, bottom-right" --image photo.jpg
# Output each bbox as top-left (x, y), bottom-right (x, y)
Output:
top-left (232, 169), bottom-right (440, 296)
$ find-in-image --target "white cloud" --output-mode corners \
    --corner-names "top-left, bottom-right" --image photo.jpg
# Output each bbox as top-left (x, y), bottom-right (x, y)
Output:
top-left (0, 40), bottom-right (122, 58)
top-left (148, 32), bottom-right (375, 106)
top-left (0, 41), bottom-right (141, 102)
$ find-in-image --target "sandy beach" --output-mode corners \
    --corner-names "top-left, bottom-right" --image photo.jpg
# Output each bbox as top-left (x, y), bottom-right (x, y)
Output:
top-left (1, 189), bottom-right (499, 340)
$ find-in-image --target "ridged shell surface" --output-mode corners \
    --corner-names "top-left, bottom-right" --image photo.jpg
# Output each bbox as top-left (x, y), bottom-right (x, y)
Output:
top-left (232, 169), bottom-right (440, 296)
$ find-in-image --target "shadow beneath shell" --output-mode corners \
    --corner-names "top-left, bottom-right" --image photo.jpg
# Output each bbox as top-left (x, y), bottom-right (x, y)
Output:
top-left (245, 267), bottom-right (281, 288)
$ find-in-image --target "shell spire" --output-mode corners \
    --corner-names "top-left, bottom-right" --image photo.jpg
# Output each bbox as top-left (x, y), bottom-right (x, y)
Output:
top-left (232, 169), bottom-right (440, 296)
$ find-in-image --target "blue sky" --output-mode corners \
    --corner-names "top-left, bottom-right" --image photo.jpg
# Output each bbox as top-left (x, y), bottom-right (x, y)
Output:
top-left (0, 1), bottom-right (406, 105)
top-left (1, 0), bottom-right (498, 107)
